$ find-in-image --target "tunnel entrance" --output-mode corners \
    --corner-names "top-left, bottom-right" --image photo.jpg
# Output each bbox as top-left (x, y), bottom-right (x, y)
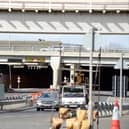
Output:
top-left (0, 64), bottom-right (53, 90)
top-left (100, 66), bottom-right (114, 91)
top-left (0, 64), bottom-right (128, 91)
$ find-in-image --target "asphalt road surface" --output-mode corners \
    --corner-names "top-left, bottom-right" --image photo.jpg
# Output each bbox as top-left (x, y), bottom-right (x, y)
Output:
top-left (0, 108), bottom-right (129, 129)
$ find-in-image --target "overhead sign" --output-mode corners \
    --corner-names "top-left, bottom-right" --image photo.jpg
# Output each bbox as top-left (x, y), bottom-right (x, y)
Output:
top-left (13, 65), bottom-right (24, 68)
top-left (25, 57), bottom-right (45, 63)
top-left (8, 58), bottom-right (22, 63)
top-left (114, 59), bottom-right (128, 69)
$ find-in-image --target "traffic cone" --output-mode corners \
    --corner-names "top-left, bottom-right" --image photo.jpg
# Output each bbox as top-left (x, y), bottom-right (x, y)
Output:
top-left (110, 100), bottom-right (120, 129)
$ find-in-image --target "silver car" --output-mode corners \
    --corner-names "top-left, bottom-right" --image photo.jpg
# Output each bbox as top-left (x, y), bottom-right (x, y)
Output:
top-left (36, 91), bottom-right (59, 111)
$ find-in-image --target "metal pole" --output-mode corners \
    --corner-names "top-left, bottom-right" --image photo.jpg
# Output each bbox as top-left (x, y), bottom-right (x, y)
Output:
top-left (88, 27), bottom-right (94, 129)
top-left (79, 45), bottom-right (82, 66)
top-left (18, 83), bottom-right (20, 89)
top-left (59, 43), bottom-right (62, 86)
top-left (120, 53), bottom-right (123, 117)
top-left (9, 65), bottom-right (12, 89)
top-left (96, 47), bottom-right (101, 129)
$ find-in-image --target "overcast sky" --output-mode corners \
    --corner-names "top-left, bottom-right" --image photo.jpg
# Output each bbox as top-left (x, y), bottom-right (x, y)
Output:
top-left (0, 33), bottom-right (129, 50)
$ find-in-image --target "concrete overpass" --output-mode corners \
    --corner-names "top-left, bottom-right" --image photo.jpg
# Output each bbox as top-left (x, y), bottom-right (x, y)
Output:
top-left (0, 40), bottom-right (128, 90)
top-left (0, 40), bottom-right (129, 66)
top-left (0, 0), bottom-right (128, 90)
top-left (0, 0), bottom-right (128, 34)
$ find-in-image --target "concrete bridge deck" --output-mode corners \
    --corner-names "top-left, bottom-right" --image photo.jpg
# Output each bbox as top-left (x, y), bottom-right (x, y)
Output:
top-left (0, 0), bottom-right (129, 12)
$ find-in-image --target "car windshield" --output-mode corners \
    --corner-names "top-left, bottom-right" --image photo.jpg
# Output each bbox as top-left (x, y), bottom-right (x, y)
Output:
top-left (63, 93), bottom-right (84, 97)
top-left (63, 87), bottom-right (83, 93)
top-left (43, 93), bottom-right (51, 98)
top-left (41, 92), bottom-right (57, 98)
top-left (62, 86), bottom-right (85, 97)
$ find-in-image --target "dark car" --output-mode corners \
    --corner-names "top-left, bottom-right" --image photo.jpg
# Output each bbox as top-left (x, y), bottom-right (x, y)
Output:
top-left (36, 91), bottom-right (59, 111)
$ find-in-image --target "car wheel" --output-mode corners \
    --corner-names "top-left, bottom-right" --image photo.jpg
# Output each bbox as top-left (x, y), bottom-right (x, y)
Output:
top-left (41, 108), bottom-right (44, 111)
top-left (55, 108), bottom-right (59, 112)
top-left (36, 107), bottom-right (40, 111)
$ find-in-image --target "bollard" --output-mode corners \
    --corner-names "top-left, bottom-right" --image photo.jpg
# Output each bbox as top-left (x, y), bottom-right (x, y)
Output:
top-left (58, 108), bottom-right (76, 119)
top-left (76, 109), bottom-right (87, 122)
top-left (50, 117), bottom-right (63, 129)
top-left (66, 117), bottom-right (76, 129)
top-left (81, 120), bottom-right (90, 129)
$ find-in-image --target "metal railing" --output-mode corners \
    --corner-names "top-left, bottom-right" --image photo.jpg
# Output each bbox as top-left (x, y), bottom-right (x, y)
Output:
top-left (0, 95), bottom-right (33, 111)
top-left (0, 41), bottom-right (87, 52)
top-left (0, 42), bottom-right (129, 53)
top-left (0, 0), bottom-right (128, 11)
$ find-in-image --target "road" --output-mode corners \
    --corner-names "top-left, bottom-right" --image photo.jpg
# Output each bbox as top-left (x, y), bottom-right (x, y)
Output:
top-left (0, 108), bottom-right (129, 129)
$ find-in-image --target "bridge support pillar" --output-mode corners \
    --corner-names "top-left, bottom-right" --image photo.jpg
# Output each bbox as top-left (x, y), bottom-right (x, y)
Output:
top-left (50, 56), bottom-right (61, 89)
top-left (70, 64), bottom-right (75, 84)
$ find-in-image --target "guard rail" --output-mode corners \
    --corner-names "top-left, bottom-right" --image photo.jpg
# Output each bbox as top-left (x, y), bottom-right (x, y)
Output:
top-left (0, 95), bottom-right (33, 111)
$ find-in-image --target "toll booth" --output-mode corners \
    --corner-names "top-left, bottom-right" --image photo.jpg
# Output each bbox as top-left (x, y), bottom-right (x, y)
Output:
top-left (112, 75), bottom-right (128, 97)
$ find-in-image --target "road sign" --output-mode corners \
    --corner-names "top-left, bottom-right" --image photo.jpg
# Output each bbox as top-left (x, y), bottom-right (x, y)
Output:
top-left (25, 57), bottom-right (45, 63)
top-left (114, 59), bottom-right (128, 69)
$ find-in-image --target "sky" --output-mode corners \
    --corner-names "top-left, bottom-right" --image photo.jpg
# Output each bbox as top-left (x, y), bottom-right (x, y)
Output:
top-left (0, 33), bottom-right (129, 51)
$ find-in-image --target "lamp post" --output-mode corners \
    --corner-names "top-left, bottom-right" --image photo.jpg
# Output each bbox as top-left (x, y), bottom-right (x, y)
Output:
top-left (88, 27), bottom-right (96, 129)
top-left (114, 53), bottom-right (128, 116)
top-left (119, 53), bottom-right (123, 117)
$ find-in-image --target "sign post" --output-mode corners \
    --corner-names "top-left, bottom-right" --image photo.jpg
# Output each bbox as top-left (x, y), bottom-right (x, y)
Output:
top-left (88, 27), bottom-right (96, 129)
top-left (114, 53), bottom-right (128, 116)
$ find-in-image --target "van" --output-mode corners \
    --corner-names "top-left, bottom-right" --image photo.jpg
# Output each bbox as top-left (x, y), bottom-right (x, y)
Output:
top-left (59, 85), bottom-right (88, 109)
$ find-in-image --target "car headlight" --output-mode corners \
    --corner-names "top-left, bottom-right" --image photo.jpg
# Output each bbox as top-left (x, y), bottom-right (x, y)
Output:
top-left (36, 100), bottom-right (42, 104)
top-left (54, 100), bottom-right (58, 104)
top-left (79, 100), bottom-right (85, 104)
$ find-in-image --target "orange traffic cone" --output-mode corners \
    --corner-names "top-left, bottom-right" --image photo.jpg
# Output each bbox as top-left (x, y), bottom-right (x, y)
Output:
top-left (110, 100), bottom-right (120, 129)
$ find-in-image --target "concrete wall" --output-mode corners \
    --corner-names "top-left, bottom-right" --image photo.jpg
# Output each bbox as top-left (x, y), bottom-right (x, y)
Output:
top-left (0, 12), bottom-right (128, 34)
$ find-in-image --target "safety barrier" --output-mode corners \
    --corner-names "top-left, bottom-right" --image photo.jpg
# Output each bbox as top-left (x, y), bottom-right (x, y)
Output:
top-left (50, 108), bottom-right (98, 129)
top-left (94, 101), bottom-right (129, 117)
top-left (5, 96), bottom-right (23, 100)
top-left (57, 102), bottom-right (115, 120)
top-left (0, 95), bottom-right (33, 111)
top-left (50, 100), bottom-right (129, 129)
top-left (0, 90), bottom-right (43, 111)
top-left (94, 102), bottom-right (114, 117)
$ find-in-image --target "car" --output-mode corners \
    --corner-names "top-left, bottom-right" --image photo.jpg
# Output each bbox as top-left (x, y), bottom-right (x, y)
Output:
top-left (36, 91), bottom-right (59, 111)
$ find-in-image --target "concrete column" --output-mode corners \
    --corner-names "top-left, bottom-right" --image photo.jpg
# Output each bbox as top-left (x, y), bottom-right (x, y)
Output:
top-left (70, 64), bottom-right (75, 84)
top-left (50, 56), bottom-right (61, 89)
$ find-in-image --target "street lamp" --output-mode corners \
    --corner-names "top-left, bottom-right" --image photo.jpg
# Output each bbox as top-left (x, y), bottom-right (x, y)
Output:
top-left (88, 27), bottom-right (97, 129)
top-left (114, 53), bottom-right (128, 117)
top-left (119, 53), bottom-right (123, 117)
